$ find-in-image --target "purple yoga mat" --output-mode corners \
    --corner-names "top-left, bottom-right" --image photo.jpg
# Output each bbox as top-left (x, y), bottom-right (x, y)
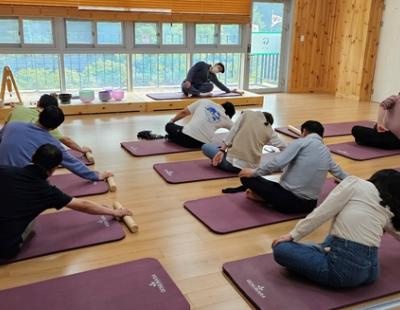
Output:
top-left (146, 90), bottom-right (241, 100)
top-left (153, 159), bottom-right (238, 184)
top-left (0, 258), bottom-right (190, 310)
top-left (121, 133), bottom-right (227, 157)
top-left (328, 142), bottom-right (400, 160)
top-left (67, 149), bottom-right (94, 165)
top-left (276, 120), bottom-right (375, 138)
top-left (10, 211), bottom-right (124, 262)
top-left (49, 173), bottom-right (109, 197)
top-left (121, 139), bottom-right (197, 157)
top-left (184, 179), bottom-right (337, 234)
top-left (223, 235), bottom-right (400, 310)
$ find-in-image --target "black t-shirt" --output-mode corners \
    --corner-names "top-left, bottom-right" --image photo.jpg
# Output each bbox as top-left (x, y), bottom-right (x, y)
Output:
top-left (0, 165), bottom-right (72, 259)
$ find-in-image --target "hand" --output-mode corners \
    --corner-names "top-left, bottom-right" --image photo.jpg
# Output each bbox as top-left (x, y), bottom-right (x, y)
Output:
top-left (99, 171), bottom-right (114, 180)
top-left (168, 118), bottom-right (175, 124)
top-left (232, 89), bottom-right (244, 95)
top-left (377, 123), bottom-right (388, 133)
top-left (183, 81), bottom-right (191, 89)
top-left (212, 151), bottom-right (224, 166)
top-left (272, 234), bottom-right (293, 247)
top-left (113, 208), bottom-right (132, 218)
top-left (81, 146), bottom-right (92, 154)
top-left (239, 168), bottom-right (256, 178)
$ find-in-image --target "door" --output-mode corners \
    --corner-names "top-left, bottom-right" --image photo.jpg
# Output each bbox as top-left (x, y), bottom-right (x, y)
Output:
top-left (247, 0), bottom-right (291, 93)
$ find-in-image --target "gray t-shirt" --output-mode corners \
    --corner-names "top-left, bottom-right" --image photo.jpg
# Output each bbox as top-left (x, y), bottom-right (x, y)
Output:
top-left (182, 99), bottom-right (233, 143)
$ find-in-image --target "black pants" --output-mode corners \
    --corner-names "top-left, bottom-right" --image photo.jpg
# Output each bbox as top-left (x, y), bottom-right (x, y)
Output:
top-left (352, 125), bottom-right (400, 150)
top-left (240, 177), bottom-right (317, 214)
top-left (181, 81), bottom-right (214, 96)
top-left (165, 123), bottom-right (204, 148)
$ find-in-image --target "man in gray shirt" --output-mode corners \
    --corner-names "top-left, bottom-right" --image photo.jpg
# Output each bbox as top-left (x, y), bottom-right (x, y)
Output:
top-left (239, 120), bottom-right (348, 214)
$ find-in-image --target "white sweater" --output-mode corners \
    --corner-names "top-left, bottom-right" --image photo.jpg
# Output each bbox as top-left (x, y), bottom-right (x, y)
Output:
top-left (290, 176), bottom-right (400, 247)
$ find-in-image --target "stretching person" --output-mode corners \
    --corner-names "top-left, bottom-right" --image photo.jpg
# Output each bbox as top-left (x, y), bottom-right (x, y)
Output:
top-left (165, 99), bottom-right (235, 148)
top-left (202, 111), bottom-right (286, 173)
top-left (0, 144), bottom-right (131, 262)
top-left (272, 170), bottom-right (400, 288)
top-left (239, 120), bottom-right (348, 214)
top-left (0, 106), bottom-right (111, 181)
top-left (181, 61), bottom-right (241, 97)
top-left (352, 93), bottom-right (400, 149)
top-left (3, 94), bottom-right (92, 155)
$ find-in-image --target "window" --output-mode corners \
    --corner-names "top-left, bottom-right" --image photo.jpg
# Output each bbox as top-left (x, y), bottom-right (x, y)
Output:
top-left (162, 23), bottom-right (184, 45)
top-left (0, 54), bottom-right (60, 91)
top-left (0, 19), bottom-right (20, 44)
top-left (135, 23), bottom-right (158, 45)
top-left (96, 22), bottom-right (123, 45)
top-left (66, 20), bottom-right (93, 45)
top-left (23, 19), bottom-right (53, 44)
top-left (195, 24), bottom-right (216, 45)
top-left (64, 54), bottom-right (128, 90)
top-left (192, 53), bottom-right (241, 88)
top-left (132, 54), bottom-right (187, 88)
top-left (220, 24), bottom-right (240, 45)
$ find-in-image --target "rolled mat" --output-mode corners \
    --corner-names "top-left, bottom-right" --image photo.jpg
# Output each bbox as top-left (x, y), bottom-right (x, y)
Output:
top-left (184, 178), bottom-right (336, 233)
top-left (146, 90), bottom-right (241, 100)
top-left (8, 211), bottom-right (125, 262)
top-left (223, 235), bottom-right (400, 310)
top-left (153, 159), bottom-right (238, 184)
top-left (0, 258), bottom-right (190, 310)
top-left (276, 120), bottom-right (375, 138)
top-left (328, 142), bottom-right (400, 160)
top-left (48, 173), bottom-right (109, 197)
top-left (67, 149), bottom-right (94, 165)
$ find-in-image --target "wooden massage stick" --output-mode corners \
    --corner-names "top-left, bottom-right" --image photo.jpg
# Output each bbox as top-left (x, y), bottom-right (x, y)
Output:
top-left (113, 201), bottom-right (138, 233)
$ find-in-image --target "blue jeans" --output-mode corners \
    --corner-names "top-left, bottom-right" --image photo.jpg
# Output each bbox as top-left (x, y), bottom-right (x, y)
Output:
top-left (201, 144), bottom-right (241, 173)
top-left (273, 235), bottom-right (379, 288)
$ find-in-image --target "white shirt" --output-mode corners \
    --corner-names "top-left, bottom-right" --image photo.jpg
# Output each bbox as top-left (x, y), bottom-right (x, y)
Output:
top-left (290, 176), bottom-right (400, 247)
top-left (182, 99), bottom-right (233, 143)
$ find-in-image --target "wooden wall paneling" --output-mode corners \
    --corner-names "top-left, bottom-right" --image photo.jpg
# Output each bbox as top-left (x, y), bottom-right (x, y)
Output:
top-left (359, 0), bottom-right (385, 101)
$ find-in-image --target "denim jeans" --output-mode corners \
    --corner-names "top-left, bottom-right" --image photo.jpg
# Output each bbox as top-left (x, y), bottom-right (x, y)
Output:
top-left (273, 235), bottom-right (379, 288)
top-left (201, 143), bottom-right (240, 173)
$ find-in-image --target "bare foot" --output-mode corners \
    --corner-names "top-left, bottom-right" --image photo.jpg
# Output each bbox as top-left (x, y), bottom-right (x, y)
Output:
top-left (245, 189), bottom-right (265, 202)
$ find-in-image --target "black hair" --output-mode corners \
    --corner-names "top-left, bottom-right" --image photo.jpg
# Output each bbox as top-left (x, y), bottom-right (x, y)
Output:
top-left (222, 101), bottom-right (235, 119)
top-left (369, 169), bottom-right (400, 230)
top-left (32, 144), bottom-right (63, 171)
top-left (38, 106), bottom-right (65, 130)
top-left (263, 112), bottom-right (274, 126)
top-left (300, 120), bottom-right (324, 137)
top-left (37, 94), bottom-right (59, 109)
top-left (215, 62), bottom-right (225, 73)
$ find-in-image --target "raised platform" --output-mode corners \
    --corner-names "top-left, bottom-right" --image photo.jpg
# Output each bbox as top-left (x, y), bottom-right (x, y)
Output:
top-left (0, 91), bottom-right (264, 122)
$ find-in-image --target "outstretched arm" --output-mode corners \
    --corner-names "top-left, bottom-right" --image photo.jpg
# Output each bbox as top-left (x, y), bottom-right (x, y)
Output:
top-left (169, 107), bottom-right (191, 123)
top-left (66, 198), bottom-right (131, 217)
top-left (60, 136), bottom-right (91, 154)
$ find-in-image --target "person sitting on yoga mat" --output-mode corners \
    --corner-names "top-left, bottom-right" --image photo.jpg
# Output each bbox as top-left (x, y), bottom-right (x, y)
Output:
top-left (239, 120), bottom-right (348, 214)
top-left (202, 111), bottom-right (286, 174)
top-left (165, 99), bottom-right (236, 148)
top-left (2, 94), bottom-right (92, 156)
top-left (0, 106), bottom-right (111, 182)
top-left (352, 93), bottom-right (400, 149)
top-left (0, 144), bottom-right (131, 262)
top-left (272, 169), bottom-right (400, 288)
top-left (181, 61), bottom-right (241, 97)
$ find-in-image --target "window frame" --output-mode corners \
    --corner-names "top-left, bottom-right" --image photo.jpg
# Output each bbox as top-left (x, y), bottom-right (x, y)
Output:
top-left (133, 22), bottom-right (160, 48)
top-left (21, 18), bottom-right (55, 47)
top-left (194, 23), bottom-right (218, 47)
top-left (95, 20), bottom-right (125, 47)
top-left (219, 24), bottom-right (241, 46)
top-left (161, 22), bottom-right (186, 47)
top-left (65, 19), bottom-right (96, 48)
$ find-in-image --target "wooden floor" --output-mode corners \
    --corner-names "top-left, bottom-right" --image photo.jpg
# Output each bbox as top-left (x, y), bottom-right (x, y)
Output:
top-left (1, 93), bottom-right (399, 309)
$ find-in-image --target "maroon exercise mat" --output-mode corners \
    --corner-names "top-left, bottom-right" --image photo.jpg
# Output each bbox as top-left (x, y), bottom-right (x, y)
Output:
top-left (153, 159), bottom-right (237, 184)
top-left (328, 142), bottom-right (400, 160)
top-left (67, 149), bottom-right (94, 165)
top-left (146, 90), bottom-right (241, 100)
top-left (276, 120), bottom-right (375, 138)
top-left (9, 211), bottom-right (124, 262)
top-left (184, 178), bottom-right (336, 234)
top-left (121, 133), bottom-right (227, 157)
top-left (0, 258), bottom-right (190, 310)
top-left (223, 235), bottom-right (400, 310)
top-left (49, 173), bottom-right (109, 197)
